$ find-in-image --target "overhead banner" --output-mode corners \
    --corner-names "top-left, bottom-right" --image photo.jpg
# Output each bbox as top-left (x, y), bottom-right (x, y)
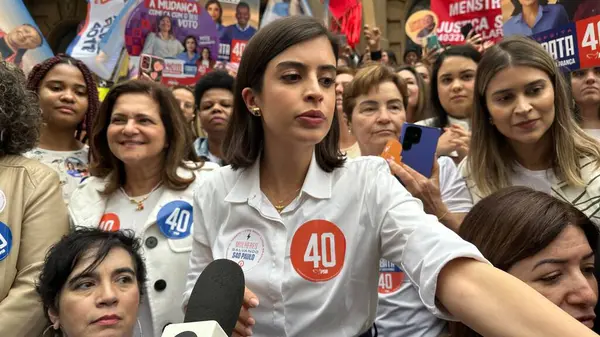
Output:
top-left (0, 0), bottom-right (53, 73)
top-left (430, 0), bottom-right (504, 45)
top-left (124, 0), bottom-right (219, 85)
top-left (531, 13), bottom-right (600, 72)
top-left (67, 0), bottom-right (126, 80)
top-left (198, 0), bottom-right (260, 66)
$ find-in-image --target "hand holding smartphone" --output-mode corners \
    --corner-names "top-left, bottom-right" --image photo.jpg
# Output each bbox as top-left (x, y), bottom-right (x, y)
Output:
top-left (399, 123), bottom-right (441, 178)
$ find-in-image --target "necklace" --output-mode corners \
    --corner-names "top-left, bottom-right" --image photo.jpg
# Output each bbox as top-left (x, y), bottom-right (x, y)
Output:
top-left (120, 182), bottom-right (163, 211)
top-left (264, 187), bottom-right (302, 213)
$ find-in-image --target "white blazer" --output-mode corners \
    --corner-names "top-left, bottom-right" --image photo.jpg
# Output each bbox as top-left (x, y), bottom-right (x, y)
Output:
top-left (69, 162), bottom-right (219, 337)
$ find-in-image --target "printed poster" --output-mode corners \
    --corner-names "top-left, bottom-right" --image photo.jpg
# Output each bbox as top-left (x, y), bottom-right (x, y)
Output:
top-left (0, 0), bottom-right (54, 74)
top-left (405, 10), bottom-right (439, 46)
top-left (125, 0), bottom-right (219, 85)
top-left (501, 0), bottom-right (600, 38)
top-left (198, 0), bottom-right (260, 67)
top-left (430, 0), bottom-right (504, 45)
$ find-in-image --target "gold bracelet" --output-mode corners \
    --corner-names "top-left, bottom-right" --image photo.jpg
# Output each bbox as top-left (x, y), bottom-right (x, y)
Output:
top-left (437, 211), bottom-right (449, 221)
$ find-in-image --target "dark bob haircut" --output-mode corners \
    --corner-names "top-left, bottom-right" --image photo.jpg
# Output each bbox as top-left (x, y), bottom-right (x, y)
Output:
top-left (223, 15), bottom-right (344, 172)
top-left (36, 228), bottom-right (147, 321)
top-left (430, 45), bottom-right (481, 128)
top-left (194, 70), bottom-right (234, 110)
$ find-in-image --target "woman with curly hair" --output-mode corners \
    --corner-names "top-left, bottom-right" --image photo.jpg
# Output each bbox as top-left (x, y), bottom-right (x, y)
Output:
top-left (0, 61), bottom-right (69, 336)
top-left (24, 54), bottom-right (99, 203)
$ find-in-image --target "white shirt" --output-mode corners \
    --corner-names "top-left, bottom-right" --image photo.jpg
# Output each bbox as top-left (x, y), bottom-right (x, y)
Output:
top-left (23, 146), bottom-right (89, 203)
top-left (376, 156), bottom-right (473, 337)
top-left (184, 154), bottom-right (487, 337)
top-left (510, 163), bottom-right (553, 195)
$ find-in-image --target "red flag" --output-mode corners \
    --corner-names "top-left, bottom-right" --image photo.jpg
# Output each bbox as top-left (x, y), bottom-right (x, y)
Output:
top-left (329, 0), bottom-right (362, 48)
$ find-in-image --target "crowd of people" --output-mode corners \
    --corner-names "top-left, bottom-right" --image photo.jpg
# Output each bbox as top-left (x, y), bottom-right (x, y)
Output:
top-left (2, 13), bottom-right (600, 337)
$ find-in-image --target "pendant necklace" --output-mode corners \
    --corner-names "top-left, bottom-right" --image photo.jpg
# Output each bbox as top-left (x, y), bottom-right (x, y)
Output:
top-left (120, 182), bottom-right (163, 211)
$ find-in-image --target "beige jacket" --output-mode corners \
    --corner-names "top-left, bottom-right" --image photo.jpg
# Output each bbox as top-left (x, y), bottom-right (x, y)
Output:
top-left (0, 155), bottom-right (69, 336)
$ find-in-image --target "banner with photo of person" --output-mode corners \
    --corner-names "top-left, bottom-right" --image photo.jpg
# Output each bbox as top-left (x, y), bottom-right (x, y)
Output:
top-left (198, 0), bottom-right (260, 66)
top-left (430, 0), bottom-right (504, 46)
top-left (405, 10), bottom-right (439, 46)
top-left (124, 0), bottom-right (219, 85)
top-left (0, 0), bottom-right (53, 73)
top-left (501, 0), bottom-right (600, 38)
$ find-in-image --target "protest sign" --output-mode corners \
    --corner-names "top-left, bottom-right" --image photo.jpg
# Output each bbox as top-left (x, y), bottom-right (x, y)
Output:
top-left (0, 0), bottom-right (53, 73)
top-left (125, 0), bottom-right (219, 85)
top-left (405, 10), bottom-right (439, 46)
top-left (430, 0), bottom-right (504, 45)
top-left (532, 23), bottom-right (579, 71)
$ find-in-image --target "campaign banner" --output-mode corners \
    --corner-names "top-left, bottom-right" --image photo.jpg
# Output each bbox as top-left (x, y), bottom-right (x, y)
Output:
top-left (198, 0), bottom-right (260, 65)
top-left (531, 23), bottom-right (579, 71)
top-left (576, 14), bottom-right (600, 70)
top-left (430, 0), bottom-right (504, 45)
top-left (124, 0), bottom-right (219, 86)
top-left (501, 0), bottom-right (600, 38)
top-left (67, 0), bottom-right (126, 80)
top-left (0, 0), bottom-right (53, 73)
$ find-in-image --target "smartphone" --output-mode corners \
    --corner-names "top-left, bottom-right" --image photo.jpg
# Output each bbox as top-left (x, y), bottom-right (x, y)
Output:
top-left (139, 54), bottom-right (165, 82)
top-left (400, 123), bottom-right (441, 178)
top-left (426, 35), bottom-right (442, 51)
top-left (380, 138), bottom-right (402, 165)
top-left (461, 23), bottom-right (473, 38)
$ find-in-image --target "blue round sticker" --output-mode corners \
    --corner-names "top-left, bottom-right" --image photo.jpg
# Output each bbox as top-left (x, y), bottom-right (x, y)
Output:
top-left (0, 221), bottom-right (13, 261)
top-left (157, 200), bottom-right (193, 239)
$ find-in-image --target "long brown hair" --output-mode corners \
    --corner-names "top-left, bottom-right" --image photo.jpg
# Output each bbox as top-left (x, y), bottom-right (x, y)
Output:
top-left (89, 80), bottom-right (201, 194)
top-left (451, 186), bottom-right (598, 337)
top-left (468, 35), bottom-right (600, 197)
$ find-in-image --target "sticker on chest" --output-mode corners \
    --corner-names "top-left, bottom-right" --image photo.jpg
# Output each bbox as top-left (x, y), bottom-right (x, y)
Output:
top-left (99, 213), bottom-right (121, 232)
top-left (226, 229), bottom-right (265, 271)
top-left (157, 200), bottom-right (193, 239)
top-left (290, 220), bottom-right (347, 282)
top-left (378, 259), bottom-right (404, 294)
top-left (0, 221), bottom-right (13, 262)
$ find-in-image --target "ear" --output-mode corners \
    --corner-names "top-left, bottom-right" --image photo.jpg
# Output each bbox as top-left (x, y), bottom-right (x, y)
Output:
top-left (48, 308), bottom-right (59, 329)
top-left (241, 87), bottom-right (261, 112)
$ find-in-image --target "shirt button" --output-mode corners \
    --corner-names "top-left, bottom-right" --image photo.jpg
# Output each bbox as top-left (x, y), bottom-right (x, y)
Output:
top-left (145, 236), bottom-right (158, 249)
top-left (154, 279), bottom-right (167, 291)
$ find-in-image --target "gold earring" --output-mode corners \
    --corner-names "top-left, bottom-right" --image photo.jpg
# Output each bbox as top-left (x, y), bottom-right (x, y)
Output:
top-left (250, 107), bottom-right (261, 117)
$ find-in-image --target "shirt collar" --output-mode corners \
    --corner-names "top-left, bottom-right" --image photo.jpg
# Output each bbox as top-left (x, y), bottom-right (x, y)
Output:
top-left (224, 151), bottom-right (332, 203)
top-left (236, 23), bottom-right (250, 32)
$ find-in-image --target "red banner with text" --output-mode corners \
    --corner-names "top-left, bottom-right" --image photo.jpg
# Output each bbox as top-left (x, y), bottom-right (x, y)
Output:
top-left (430, 0), bottom-right (503, 45)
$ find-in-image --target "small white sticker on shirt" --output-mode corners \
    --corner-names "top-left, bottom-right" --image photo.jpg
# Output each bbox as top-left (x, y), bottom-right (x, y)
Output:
top-left (226, 229), bottom-right (265, 271)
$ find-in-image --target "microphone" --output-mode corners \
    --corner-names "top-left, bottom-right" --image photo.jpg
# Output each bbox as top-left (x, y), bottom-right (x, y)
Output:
top-left (162, 259), bottom-right (245, 337)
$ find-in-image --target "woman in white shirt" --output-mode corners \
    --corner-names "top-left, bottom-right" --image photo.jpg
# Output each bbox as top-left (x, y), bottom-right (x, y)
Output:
top-left (184, 16), bottom-right (597, 337)
top-left (24, 55), bottom-right (99, 203)
top-left (461, 35), bottom-right (600, 224)
top-left (570, 67), bottom-right (600, 139)
top-left (142, 15), bottom-right (184, 59)
top-left (419, 46), bottom-right (480, 163)
top-left (342, 63), bottom-right (472, 336)
top-left (69, 80), bottom-right (219, 337)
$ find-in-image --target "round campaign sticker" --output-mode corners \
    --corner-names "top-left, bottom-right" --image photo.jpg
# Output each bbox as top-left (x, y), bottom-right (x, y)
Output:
top-left (0, 189), bottom-right (6, 213)
top-left (378, 259), bottom-right (405, 294)
top-left (226, 229), bottom-right (265, 271)
top-left (157, 200), bottom-right (193, 239)
top-left (290, 220), bottom-right (347, 282)
top-left (0, 221), bottom-right (12, 262)
top-left (98, 213), bottom-right (121, 232)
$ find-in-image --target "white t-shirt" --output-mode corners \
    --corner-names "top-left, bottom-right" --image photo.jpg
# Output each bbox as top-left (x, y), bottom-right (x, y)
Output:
top-left (510, 163), bottom-right (553, 195)
top-left (184, 154), bottom-right (488, 337)
top-left (585, 129), bottom-right (600, 140)
top-left (376, 156), bottom-right (473, 337)
top-left (23, 146), bottom-right (89, 203)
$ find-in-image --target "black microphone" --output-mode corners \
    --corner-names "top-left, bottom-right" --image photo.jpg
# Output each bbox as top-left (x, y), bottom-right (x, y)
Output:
top-left (162, 259), bottom-right (245, 337)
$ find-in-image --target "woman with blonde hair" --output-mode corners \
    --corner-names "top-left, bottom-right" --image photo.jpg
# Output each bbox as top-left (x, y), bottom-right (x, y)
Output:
top-left (461, 35), bottom-right (600, 223)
